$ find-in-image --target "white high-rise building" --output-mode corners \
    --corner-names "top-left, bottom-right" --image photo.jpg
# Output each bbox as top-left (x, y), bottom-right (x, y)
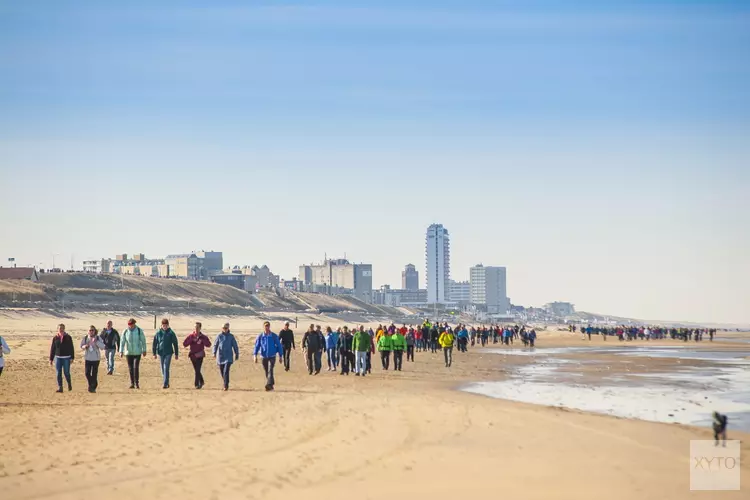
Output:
top-left (470, 264), bottom-right (509, 314)
top-left (425, 224), bottom-right (450, 303)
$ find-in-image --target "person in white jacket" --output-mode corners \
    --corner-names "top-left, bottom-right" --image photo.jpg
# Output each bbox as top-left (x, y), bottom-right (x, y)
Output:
top-left (0, 334), bottom-right (10, 377)
top-left (81, 326), bottom-right (105, 393)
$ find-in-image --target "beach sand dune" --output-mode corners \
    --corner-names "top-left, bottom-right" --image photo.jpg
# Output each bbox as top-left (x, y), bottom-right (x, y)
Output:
top-left (0, 314), bottom-right (748, 499)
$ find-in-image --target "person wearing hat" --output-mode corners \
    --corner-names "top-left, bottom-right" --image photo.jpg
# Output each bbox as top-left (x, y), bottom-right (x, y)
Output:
top-left (278, 321), bottom-right (295, 371)
top-left (213, 323), bottom-right (239, 391)
top-left (120, 318), bottom-right (147, 389)
top-left (253, 321), bottom-right (284, 391)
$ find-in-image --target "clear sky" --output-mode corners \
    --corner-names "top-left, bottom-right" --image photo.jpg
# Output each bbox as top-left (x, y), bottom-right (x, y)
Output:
top-left (1, 1), bottom-right (749, 324)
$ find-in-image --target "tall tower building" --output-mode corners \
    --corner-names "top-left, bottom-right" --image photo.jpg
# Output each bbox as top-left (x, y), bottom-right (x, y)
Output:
top-left (402, 264), bottom-right (419, 291)
top-left (425, 224), bottom-right (450, 303)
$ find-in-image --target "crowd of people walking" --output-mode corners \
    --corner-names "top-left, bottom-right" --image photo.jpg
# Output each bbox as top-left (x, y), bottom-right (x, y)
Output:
top-left (0, 317), bottom-right (731, 392)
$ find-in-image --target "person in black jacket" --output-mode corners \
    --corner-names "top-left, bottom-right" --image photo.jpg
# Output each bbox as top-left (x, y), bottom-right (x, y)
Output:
top-left (100, 320), bottom-right (120, 375)
top-left (302, 324), bottom-right (325, 375)
top-left (337, 326), bottom-right (355, 375)
top-left (713, 411), bottom-right (728, 446)
top-left (49, 323), bottom-right (75, 393)
top-left (278, 322), bottom-right (295, 371)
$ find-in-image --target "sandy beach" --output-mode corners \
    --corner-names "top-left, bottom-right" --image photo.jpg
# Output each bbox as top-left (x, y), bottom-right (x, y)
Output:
top-left (1, 312), bottom-right (748, 499)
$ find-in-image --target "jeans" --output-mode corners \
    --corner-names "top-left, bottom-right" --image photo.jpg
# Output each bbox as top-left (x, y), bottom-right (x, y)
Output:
top-left (84, 360), bottom-right (100, 391)
top-left (306, 350), bottom-right (323, 374)
top-left (380, 350), bottom-right (391, 370)
top-left (430, 339), bottom-right (438, 353)
top-left (159, 354), bottom-right (173, 387)
top-left (393, 350), bottom-right (404, 371)
top-left (326, 347), bottom-right (339, 370)
top-left (282, 345), bottom-right (292, 370)
top-left (126, 355), bottom-right (141, 386)
top-left (191, 356), bottom-right (204, 387)
top-left (406, 345), bottom-right (414, 361)
top-left (262, 357), bottom-right (276, 388)
top-left (105, 349), bottom-right (116, 373)
top-left (355, 351), bottom-right (368, 374)
top-left (219, 362), bottom-right (232, 389)
top-left (443, 346), bottom-right (453, 367)
top-left (340, 351), bottom-right (354, 374)
top-left (55, 357), bottom-right (72, 389)
top-left (366, 351), bottom-right (372, 373)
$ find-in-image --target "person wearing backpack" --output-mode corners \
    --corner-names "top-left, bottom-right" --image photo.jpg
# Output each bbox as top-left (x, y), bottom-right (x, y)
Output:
top-left (81, 325), bottom-right (105, 393)
top-left (100, 320), bottom-right (120, 375)
top-left (153, 318), bottom-right (179, 389)
top-left (120, 318), bottom-right (147, 389)
top-left (183, 322), bottom-right (211, 389)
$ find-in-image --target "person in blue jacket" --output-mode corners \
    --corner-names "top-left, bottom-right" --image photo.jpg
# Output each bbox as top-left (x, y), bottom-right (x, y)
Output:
top-left (213, 323), bottom-right (239, 391)
top-left (253, 321), bottom-right (284, 391)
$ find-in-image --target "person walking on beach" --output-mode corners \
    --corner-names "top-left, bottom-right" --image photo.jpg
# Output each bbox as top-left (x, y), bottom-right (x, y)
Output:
top-left (152, 319), bottom-right (179, 389)
top-left (279, 321), bottom-right (295, 371)
top-left (377, 329), bottom-right (393, 370)
top-left (713, 411), bottom-right (728, 446)
top-left (50, 324), bottom-right (75, 393)
top-left (213, 323), bottom-right (239, 391)
top-left (337, 326), bottom-right (355, 375)
top-left (528, 329), bottom-right (537, 348)
top-left (325, 326), bottom-right (339, 372)
top-left (405, 328), bottom-right (415, 362)
top-left (353, 326), bottom-right (372, 377)
top-left (183, 322), bottom-right (211, 389)
top-left (439, 328), bottom-right (455, 368)
top-left (120, 318), bottom-right (147, 389)
top-left (253, 321), bottom-right (284, 391)
top-left (100, 321), bottom-right (120, 375)
top-left (302, 324), bottom-right (325, 375)
top-left (430, 324), bottom-right (440, 353)
top-left (81, 326), bottom-right (105, 393)
top-left (0, 333), bottom-right (10, 378)
top-left (392, 327), bottom-right (406, 371)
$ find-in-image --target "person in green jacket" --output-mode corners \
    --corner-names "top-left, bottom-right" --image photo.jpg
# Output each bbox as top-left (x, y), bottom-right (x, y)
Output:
top-left (377, 332), bottom-right (394, 371)
top-left (153, 318), bottom-right (179, 389)
top-left (352, 327), bottom-right (372, 377)
top-left (120, 318), bottom-right (147, 389)
top-left (391, 330), bottom-right (406, 371)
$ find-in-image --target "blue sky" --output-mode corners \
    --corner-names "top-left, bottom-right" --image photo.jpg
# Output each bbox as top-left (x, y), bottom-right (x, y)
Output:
top-left (1, 1), bottom-right (749, 324)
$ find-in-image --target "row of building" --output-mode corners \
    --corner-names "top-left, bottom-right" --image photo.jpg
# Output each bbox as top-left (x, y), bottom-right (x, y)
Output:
top-left (83, 251), bottom-right (224, 280)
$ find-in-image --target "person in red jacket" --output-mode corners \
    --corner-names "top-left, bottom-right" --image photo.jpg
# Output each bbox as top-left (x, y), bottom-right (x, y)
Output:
top-left (183, 322), bottom-right (212, 389)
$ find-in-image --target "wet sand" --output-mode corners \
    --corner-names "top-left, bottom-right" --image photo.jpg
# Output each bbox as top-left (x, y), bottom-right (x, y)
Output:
top-left (0, 312), bottom-right (748, 499)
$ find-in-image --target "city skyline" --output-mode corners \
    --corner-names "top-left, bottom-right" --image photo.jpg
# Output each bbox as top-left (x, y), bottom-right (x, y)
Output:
top-left (1, 1), bottom-right (748, 324)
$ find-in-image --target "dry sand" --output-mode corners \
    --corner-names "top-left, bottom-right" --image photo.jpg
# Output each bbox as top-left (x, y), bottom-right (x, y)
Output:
top-left (0, 312), bottom-right (748, 499)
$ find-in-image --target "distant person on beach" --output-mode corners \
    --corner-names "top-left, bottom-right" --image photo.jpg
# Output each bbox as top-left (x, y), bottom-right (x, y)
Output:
top-left (100, 320), bottom-right (120, 375)
top-left (213, 323), bottom-right (239, 391)
top-left (377, 328), bottom-right (393, 370)
top-left (153, 319), bottom-right (179, 390)
top-left (353, 326), bottom-right (371, 377)
top-left (279, 322), bottom-right (295, 371)
top-left (392, 327), bottom-right (406, 371)
top-left (80, 325), bottom-right (105, 393)
top-left (120, 318), bottom-right (147, 389)
top-left (337, 326), bottom-right (355, 375)
top-left (325, 326), bottom-right (339, 372)
top-left (439, 328), bottom-right (455, 368)
top-left (405, 328), bottom-right (415, 362)
top-left (0, 333), bottom-right (10, 377)
top-left (713, 412), bottom-right (728, 446)
top-left (430, 324), bottom-right (439, 353)
top-left (253, 321), bottom-right (284, 391)
top-left (183, 322), bottom-right (211, 389)
top-left (302, 324), bottom-right (325, 375)
top-left (529, 330), bottom-right (537, 347)
top-left (50, 323), bottom-right (75, 393)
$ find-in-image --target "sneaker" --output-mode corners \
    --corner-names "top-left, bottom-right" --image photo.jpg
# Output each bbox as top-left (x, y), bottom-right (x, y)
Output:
top-left (135, 383), bottom-right (140, 389)
top-left (265, 384), bottom-right (272, 391)
top-left (67, 384), bottom-right (72, 391)
top-left (355, 373), bottom-right (361, 377)
top-left (129, 384), bottom-right (135, 389)
top-left (223, 387), bottom-right (228, 391)
top-left (56, 388), bottom-right (63, 393)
